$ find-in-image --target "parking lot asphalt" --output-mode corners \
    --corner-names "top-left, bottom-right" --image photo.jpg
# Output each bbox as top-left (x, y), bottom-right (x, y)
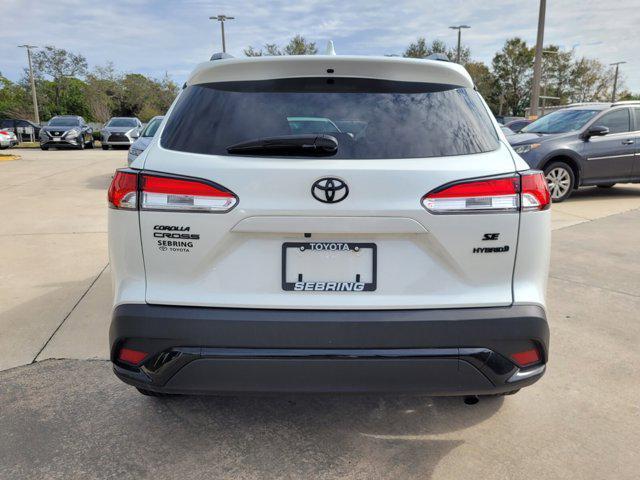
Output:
top-left (1, 148), bottom-right (640, 479)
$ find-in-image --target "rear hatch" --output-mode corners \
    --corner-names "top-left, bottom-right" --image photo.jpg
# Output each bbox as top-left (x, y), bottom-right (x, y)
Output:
top-left (138, 58), bottom-right (520, 310)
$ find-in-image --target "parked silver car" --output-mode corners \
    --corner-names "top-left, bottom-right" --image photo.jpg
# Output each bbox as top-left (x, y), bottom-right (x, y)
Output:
top-left (127, 116), bottom-right (164, 165)
top-left (101, 117), bottom-right (143, 150)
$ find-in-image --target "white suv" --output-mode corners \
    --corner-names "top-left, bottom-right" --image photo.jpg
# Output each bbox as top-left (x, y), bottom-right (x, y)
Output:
top-left (107, 54), bottom-right (551, 397)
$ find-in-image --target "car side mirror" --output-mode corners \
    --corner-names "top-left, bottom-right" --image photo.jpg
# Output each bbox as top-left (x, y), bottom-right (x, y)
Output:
top-left (582, 125), bottom-right (609, 139)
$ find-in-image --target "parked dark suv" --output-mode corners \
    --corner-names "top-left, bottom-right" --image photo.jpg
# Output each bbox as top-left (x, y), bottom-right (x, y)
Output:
top-left (508, 102), bottom-right (640, 201)
top-left (39, 115), bottom-right (94, 150)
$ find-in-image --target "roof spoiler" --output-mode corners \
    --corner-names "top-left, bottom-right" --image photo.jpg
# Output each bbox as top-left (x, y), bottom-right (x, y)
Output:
top-left (210, 52), bottom-right (234, 61)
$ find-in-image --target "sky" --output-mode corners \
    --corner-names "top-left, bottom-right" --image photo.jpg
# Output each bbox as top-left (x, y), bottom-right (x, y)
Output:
top-left (2, 0), bottom-right (639, 91)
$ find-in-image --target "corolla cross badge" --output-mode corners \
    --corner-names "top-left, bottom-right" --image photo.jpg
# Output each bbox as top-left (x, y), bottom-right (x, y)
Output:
top-left (312, 177), bottom-right (349, 203)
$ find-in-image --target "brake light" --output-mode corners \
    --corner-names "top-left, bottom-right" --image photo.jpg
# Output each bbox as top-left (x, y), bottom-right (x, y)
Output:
top-left (107, 170), bottom-right (238, 213)
top-left (422, 171), bottom-right (550, 214)
top-left (108, 170), bottom-right (138, 209)
top-left (0, 130), bottom-right (9, 135)
top-left (140, 174), bottom-right (237, 212)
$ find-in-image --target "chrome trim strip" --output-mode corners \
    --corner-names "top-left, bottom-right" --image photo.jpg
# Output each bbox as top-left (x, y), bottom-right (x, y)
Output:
top-left (587, 153), bottom-right (636, 161)
top-left (507, 364), bottom-right (546, 383)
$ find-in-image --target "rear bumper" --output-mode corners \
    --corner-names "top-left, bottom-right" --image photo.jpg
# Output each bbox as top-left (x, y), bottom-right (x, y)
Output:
top-left (110, 304), bottom-right (549, 395)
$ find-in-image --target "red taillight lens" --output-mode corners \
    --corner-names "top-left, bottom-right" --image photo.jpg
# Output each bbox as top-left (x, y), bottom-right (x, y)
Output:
top-left (0, 130), bottom-right (9, 135)
top-left (521, 171), bottom-right (551, 211)
top-left (118, 347), bottom-right (149, 366)
top-left (140, 174), bottom-right (237, 212)
top-left (107, 170), bottom-right (238, 213)
top-left (422, 171), bottom-right (550, 214)
top-left (423, 175), bottom-right (520, 213)
top-left (511, 348), bottom-right (541, 367)
top-left (108, 170), bottom-right (138, 209)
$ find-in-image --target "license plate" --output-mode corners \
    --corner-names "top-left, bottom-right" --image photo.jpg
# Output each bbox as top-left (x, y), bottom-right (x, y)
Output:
top-left (282, 242), bottom-right (376, 292)
top-left (53, 138), bottom-right (61, 142)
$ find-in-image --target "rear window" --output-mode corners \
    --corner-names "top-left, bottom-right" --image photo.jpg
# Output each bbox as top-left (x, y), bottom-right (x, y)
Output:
top-left (161, 77), bottom-right (499, 159)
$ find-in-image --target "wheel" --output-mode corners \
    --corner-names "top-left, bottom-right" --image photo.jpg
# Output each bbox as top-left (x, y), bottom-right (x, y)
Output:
top-left (88, 139), bottom-right (95, 149)
top-left (102, 144), bottom-right (109, 150)
top-left (544, 161), bottom-right (575, 202)
top-left (136, 387), bottom-right (167, 397)
top-left (40, 145), bottom-right (48, 151)
top-left (77, 138), bottom-right (85, 150)
top-left (597, 183), bottom-right (616, 188)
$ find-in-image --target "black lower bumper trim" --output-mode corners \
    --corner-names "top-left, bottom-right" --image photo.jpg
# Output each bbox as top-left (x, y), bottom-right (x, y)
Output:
top-left (110, 304), bottom-right (548, 395)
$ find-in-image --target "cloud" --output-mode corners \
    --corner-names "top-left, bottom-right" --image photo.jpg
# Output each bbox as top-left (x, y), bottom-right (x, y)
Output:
top-left (1, 0), bottom-right (638, 91)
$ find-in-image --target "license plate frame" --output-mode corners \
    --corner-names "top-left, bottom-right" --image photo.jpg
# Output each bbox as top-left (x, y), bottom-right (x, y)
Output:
top-left (282, 242), bottom-right (377, 292)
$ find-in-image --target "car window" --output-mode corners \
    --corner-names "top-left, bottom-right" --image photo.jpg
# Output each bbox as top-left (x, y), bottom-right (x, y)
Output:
top-left (522, 109), bottom-right (600, 134)
top-left (632, 108), bottom-right (640, 131)
top-left (595, 109), bottom-right (630, 134)
top-left (161, 78), bottom-right (499, 159)
top-left (48, 117), bottom-right (81, 126)
top-left (107, 118), bottom-right (139, 127)
top-left (141, 117), bottom-right (162, 137)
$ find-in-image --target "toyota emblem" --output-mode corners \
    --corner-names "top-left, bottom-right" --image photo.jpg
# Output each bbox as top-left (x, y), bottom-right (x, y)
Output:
top-left (312, 177), bottom-right (349, 204)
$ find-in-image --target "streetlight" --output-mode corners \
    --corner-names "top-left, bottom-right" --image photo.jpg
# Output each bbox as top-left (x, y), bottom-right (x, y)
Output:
top-left (18, 45), bottom-right (39, 125)
top-left (209, 14), bottom-right (235, 53)
top-left (448, 25), bottom-right (470, 63)
top-left (610, 61), bottom-right (626, 103)
top-left (529, 0), bottom-right (547, 118)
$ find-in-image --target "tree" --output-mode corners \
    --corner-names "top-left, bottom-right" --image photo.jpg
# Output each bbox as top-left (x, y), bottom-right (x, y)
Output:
top-left (31, 46), bottom-right (88, 109)
top-left (284, 35), bottom-right (317, 55)
top-left (403, 37), bottom-right (470, 64)
top-left (465, 61), bottom-right (499, 111)
top-left (244, 35), bottom-right (316, 56)
top-left (570, 57), bottom-right (614, 103)
top-left (492, 38), bottom-right (534, 116)
top-left (0, 73), bottom-right (31, 118)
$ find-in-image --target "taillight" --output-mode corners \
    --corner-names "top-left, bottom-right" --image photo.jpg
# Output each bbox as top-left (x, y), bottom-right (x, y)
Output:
top-left (422, 171), bottom-right (550, 214)
top-left (107, 169), bottom-right (238, 213)
top-left (140, 174), bottom-right (237, 212)
top-left (520, 171), bottom-right (551, 211)
top-left (108, 170), bottom-right (138, 209)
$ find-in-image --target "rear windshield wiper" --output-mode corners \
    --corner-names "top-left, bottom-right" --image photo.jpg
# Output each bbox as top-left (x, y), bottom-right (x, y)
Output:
top-left (226, 134), bottom-right (338, 156)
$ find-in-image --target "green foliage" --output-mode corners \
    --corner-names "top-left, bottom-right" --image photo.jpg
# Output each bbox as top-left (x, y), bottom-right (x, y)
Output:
top-left (2, 46), bottom-right (178, 124)
top-left (244, 35), bottom-right (316, 56)
top-left (0, 72), bottom-right (32, 118)
top-left (492, 38), bottom-right (535, 116)
top-left (403, 37), bottom-right (470, 64)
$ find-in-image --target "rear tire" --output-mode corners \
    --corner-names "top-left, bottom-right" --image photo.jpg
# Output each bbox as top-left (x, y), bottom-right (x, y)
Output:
top-left (544, 161), bottom-right (575, 202)
top-left (102, 144), bottom-right (109, 150)
top-left (597, 183), bottom-right (616, 188)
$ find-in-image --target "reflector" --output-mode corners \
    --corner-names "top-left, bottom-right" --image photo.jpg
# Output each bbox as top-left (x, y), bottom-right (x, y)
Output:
top-left (511, 348), bottom-right (541, 367)
top-left (118, 347), bottom-right (149, 365)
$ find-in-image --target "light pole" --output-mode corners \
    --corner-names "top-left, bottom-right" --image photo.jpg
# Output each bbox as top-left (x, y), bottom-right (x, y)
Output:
top-left (529, 0), bottom-right (547, 118)
top-left (209, 14), bottom-right (235, 53)
top-left (449, 25), bottom-right (470, 63)
top-left (610, 61), bottom-right (626, 103)
top-left (18, 45), bottom-right (40, 124)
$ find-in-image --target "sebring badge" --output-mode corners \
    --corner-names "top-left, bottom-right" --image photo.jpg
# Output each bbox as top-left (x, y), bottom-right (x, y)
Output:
top-left (312, 177), bottom-right (349, 204)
